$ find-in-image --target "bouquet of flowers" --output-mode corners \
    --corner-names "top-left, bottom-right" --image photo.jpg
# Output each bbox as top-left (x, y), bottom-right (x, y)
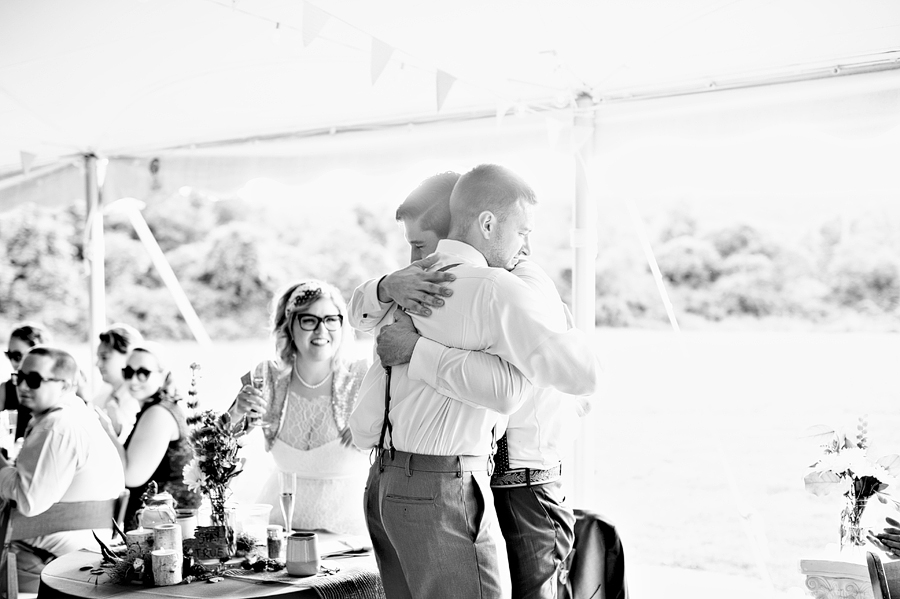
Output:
top-left (182, 363), bottom-right (247, 525)
top-left (804, 416), bottom-right (900, 548)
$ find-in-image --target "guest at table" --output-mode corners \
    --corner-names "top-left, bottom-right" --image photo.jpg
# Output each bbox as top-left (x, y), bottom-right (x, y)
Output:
top-left (0, 346), bottom-right (125, 592)
top-left (1, 322), bottom-right (51, 440)
top-left (93, 323), bottom-right (143, 442)
top-left (229, 280), bottom-right (369, 535)
top-left (122, 341), bottom-right (200, 529)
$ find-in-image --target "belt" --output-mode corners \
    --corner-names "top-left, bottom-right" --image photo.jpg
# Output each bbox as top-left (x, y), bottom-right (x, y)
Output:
top-left (378, 449), bottom-right (491, 475)
top-left (490, 463), bottom-right (562, 488)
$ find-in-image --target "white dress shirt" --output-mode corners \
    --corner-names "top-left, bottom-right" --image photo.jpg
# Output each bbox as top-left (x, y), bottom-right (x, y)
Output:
top-left (349, 239), bottom-right (601, 456)
top-left (0, 393), bottom-right (125, 556)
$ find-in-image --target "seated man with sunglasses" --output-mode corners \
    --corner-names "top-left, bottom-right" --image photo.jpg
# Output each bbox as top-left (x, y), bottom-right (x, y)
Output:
top-left (0, 347), bottom-right (125, 592)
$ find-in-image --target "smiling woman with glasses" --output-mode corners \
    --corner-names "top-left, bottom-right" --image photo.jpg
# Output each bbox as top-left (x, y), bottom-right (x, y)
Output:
top-left (226, 279), bottom-right (371, 535)
top-left (120, 341), bottom-right (200, 529)
top-left (1, 322), bottom-right (51, 440)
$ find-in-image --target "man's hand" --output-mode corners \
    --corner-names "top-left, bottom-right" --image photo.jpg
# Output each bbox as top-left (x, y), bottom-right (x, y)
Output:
top-left (378, 254), bottom-right (455, 316)
top-left (376, 309), bottom-right (421, 366)
top-left (871, 516), bottom-right (900, 559)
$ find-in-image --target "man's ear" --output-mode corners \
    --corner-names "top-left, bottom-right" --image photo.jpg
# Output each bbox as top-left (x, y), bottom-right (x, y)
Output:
top-left (477, 211), bottom-right (496, 240)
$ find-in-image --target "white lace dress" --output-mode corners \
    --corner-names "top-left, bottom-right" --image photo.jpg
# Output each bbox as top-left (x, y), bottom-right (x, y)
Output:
top-left (256, 373), bottom-right (370, 535)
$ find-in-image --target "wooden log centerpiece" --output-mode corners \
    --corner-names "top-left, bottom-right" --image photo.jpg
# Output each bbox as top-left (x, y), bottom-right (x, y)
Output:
top-left (150, 549), bottom-right (182, 586)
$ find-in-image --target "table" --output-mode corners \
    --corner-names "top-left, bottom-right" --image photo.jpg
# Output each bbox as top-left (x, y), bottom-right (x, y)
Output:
top-left (38, 533), bottom-right (382, 599)
top-left (801, 549), bottom-right (874, 599)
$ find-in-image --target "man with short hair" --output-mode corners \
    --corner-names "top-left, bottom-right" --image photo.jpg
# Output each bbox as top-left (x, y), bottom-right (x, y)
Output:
top-left (350, 164), bottom-right (600, 599)
top-left (0, 347), bottom-right (125, 592)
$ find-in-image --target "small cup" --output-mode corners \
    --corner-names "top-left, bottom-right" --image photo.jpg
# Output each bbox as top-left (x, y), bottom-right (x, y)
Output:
top-left (286, 532), bottom-right (319, 576)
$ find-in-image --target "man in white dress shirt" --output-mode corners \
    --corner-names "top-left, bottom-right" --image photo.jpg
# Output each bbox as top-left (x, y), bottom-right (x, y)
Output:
top-left (0, 347), bottom-right (125, 592)
top-left (349, 164), bottom-right (600, 599)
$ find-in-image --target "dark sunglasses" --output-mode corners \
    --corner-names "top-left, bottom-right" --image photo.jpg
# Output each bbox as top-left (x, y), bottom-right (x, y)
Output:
top-left (122, 366), bottom-right (157, 382)
top-left (294, 314), bottom-right (343, 331)
top-left (15, 370), bottom-right (67, 390)
top-left (4, 350), bottom-right (23, 363)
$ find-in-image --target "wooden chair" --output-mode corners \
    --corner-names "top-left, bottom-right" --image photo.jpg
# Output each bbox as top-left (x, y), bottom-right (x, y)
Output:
top-left (0, 490), bottom-right (129, 599)
top-left (869, 551), bottom-right (900, 599)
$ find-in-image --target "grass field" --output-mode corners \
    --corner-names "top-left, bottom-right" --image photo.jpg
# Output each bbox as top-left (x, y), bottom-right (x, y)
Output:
top-left (22, 328), bottom-right (900, 593)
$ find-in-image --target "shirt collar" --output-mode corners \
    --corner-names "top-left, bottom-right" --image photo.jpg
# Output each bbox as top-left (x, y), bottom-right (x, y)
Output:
top-left (435, 239), bottom-right (488, 268)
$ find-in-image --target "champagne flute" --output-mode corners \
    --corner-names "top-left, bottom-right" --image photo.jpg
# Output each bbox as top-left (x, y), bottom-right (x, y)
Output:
top-left (247, 362), bottom-right (273, 430)
top-left (279, 471), bottom-right (296, 531)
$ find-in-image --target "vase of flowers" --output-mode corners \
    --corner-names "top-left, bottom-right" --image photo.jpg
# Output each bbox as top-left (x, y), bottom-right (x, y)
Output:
top-left (183, 363), bottom-right (247, 559)
top-left (804, 416), bottom-right (900, 550)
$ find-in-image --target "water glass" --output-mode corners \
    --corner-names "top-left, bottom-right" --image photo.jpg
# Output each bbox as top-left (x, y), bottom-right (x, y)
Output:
top-left (279, 471), bottom-right (296, 531)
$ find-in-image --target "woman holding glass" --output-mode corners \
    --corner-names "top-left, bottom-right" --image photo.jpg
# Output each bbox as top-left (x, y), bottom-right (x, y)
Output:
top-left (229, 280), bottom-right (369, 535)
top-left (121, 341), bottom-right (200, 529)
top-left (1, 322), bottom-right (51, 440)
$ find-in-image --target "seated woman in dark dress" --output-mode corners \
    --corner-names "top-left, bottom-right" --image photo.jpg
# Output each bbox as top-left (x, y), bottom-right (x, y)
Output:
top-left (121, 341), bottom-right (200, 529)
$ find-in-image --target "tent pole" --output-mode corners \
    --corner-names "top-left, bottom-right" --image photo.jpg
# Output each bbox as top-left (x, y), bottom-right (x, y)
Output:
top-left (572, 93), bottom-right (598, 505)
top-left (85, 154), bottom-right (105, 399)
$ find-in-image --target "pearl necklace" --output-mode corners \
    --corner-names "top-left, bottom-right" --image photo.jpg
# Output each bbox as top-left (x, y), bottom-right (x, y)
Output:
top-left (294, 368), bottom-right (331, 390)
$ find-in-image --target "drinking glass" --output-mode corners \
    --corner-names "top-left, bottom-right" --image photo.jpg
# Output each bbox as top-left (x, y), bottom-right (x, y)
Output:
top-left (3, 410), bottom-right (15, 439)
top-left (279, 471), bottom-right (296, 531)
top-left (247, 362), bottom-right (273, 430)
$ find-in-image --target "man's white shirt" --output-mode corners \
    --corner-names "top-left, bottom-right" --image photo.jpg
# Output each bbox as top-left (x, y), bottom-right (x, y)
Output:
top-left (348, 239), bottom-right (600, 456)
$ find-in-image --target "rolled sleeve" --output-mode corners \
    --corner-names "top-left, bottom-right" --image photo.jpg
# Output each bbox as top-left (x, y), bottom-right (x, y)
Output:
top-left (408, 337), bottom-right (529, 415)
top-left (348, 277), bottom-right (393, 332)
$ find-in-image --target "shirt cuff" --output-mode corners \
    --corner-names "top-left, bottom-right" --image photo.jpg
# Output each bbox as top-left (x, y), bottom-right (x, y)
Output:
top-left (407, 337), bottom-right (443, 388)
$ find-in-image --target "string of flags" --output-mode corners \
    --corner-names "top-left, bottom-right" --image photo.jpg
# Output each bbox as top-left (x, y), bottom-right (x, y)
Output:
top-left (16, 0), bottom-right (594, 174)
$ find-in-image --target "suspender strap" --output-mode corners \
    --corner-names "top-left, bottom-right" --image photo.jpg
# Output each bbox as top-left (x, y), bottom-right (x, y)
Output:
top-left (377, 366), bottom-right (395, 463)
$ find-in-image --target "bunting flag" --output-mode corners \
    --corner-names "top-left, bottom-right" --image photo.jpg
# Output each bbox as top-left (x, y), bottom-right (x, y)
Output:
top-left (436, 70), bottom-right (456, 112)
top-left (572, 124), bottom-right (593, 151)
top-left (545, 115), bottom-right (567, 150)
top-left (20, 150), bottom-right (36, 174)
top-left (302, 1), bottom-right (329, 46)
top-left (495, 101), bottom-right (513, 127)
top-left (371, 38), bottom-right (394, 85)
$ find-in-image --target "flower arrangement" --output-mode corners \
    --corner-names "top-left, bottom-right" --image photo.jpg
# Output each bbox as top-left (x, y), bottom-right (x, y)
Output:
top-left (804, 416), bottom-right (900, 549)
top-left (182, 363), bottom-right (247, 526)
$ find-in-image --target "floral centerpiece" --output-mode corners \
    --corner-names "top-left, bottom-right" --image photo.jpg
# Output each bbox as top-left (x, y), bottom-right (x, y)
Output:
top-left (804, 416), bottom-right (900, 549)
top-left (182, 363), bottom-right (248, 558)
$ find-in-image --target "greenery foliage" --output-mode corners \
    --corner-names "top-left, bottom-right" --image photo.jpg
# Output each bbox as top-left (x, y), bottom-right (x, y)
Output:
top-left (1, 191), bottom-right (898, 339)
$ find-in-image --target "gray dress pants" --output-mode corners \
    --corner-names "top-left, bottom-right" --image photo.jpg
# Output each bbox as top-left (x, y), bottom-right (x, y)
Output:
top-left (365, 450), bottom-right (502, 599)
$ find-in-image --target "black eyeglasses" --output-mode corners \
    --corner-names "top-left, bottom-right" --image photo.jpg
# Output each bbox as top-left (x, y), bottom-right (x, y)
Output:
top-left (294, 314), bottom-right (343, 331)
top-left (122, 366), bottom-right (157, 382)
top-left (4, 350), bottom-right (23, 363)
top-left (15, 370), bottom-right (67, 390)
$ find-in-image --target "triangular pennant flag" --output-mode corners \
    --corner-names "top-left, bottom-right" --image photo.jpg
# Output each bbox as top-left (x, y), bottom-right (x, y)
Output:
top-left (20, 151), bottom-right (36, 174)
top-left (302, 1), bottom-right (329, 46)
top-left (545, 116), bottom-right (566, 149)
top-left (436, 70), bottom-right (456, 112)
top-left (572, 124), bottom-right (593, 151)
top-left (371, 38), bottom-right (394, 85)
top-left (495, 101), bottom-right (513, 127)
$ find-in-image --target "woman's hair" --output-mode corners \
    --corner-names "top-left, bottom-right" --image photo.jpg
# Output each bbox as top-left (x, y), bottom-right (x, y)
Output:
top-left (271, 279), bottom-right (352, 371)
top-left (99, 323), bottom-right (143, 354)
top-left (130, 341), bottom-right (181, 402)
top-left (10, 322), bottom-right (51, 347)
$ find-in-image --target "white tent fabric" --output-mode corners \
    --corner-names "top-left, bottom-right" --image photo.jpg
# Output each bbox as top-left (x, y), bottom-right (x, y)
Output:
top-left (2, 0), bottom-right (900, 176)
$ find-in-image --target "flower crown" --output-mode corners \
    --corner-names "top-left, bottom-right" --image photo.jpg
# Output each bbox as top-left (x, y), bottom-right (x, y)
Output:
top-left (285, 283), bottom-right (325, 316)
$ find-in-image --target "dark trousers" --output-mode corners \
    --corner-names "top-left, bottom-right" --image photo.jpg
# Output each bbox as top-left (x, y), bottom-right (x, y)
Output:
top-left (365, 450), bottom-right (502, 599)
top-left (493, 480), bottom-right (576, 599)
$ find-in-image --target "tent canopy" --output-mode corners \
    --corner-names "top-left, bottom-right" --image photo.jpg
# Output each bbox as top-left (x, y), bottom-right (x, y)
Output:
top-left (2, 0), bottom-right (900, 176)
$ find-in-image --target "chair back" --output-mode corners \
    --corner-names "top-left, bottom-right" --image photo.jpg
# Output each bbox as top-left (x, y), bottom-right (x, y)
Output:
top-left (869, 551), bottom-right (900, 599)
top-left (558, 508), bottom-right (629, 599)
top-left (0, 490), bottom-right (129, 599)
